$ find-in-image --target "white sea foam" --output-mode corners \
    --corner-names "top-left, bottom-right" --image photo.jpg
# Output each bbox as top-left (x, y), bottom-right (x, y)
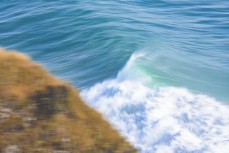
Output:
top-left (81, 53), bottom-right (229, 153)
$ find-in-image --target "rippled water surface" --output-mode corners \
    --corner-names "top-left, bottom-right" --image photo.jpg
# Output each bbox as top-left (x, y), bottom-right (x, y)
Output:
top-left (1, 0), bottom-right (229, 153)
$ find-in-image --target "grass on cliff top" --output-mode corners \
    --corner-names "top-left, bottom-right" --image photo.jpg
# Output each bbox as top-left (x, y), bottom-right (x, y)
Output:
top-left (0, 48), bottom-right (137, 153)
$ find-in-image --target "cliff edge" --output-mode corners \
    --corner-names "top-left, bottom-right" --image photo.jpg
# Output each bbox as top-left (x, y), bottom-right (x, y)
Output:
top-left (0, 48), bottom-right (136, 153)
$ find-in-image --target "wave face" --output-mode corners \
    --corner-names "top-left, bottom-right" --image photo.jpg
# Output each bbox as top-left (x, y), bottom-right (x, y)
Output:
top-left (81, 53), bottom-right (229, 153)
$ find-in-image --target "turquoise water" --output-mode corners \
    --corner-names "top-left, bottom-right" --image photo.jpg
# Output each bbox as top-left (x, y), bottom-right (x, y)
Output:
top-left (1, 1), bottom-right (229, 153)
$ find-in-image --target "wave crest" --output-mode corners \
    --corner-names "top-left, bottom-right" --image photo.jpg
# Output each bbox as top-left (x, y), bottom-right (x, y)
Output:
top-left (81, 53), bottom-right (229, 153)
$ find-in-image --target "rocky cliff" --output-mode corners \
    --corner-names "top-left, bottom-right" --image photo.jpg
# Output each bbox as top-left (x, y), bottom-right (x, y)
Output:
top-left (0, 48), bottom-right (136, 153)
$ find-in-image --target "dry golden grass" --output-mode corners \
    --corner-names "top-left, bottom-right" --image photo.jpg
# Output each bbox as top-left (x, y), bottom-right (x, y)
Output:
top-left (0, 48), bottom-right (137, 153)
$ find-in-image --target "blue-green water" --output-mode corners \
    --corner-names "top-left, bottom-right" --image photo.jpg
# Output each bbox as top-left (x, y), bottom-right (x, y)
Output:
top-left (1, 1), bottom-right (229, 153)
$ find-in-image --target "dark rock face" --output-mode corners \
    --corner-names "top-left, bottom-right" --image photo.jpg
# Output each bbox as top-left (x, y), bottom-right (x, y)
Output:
top-left (31, 85), bottom-right (69, 119)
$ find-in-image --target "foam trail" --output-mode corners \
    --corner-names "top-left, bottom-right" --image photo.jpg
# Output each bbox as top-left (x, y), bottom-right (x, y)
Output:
top-left (81, 53), bottom-right (229, 153)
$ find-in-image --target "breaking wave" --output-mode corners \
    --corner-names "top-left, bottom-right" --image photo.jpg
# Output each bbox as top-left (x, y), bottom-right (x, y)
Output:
top-left (81, 53), bottom-right (229, 153)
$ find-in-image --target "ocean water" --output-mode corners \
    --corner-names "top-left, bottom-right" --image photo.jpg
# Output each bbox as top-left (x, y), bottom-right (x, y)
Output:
top-left (0, 0), bottom-right (229, 153)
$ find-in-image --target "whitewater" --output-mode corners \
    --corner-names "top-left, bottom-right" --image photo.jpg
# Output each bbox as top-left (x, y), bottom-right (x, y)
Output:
top-left (81, 52), bottom-right (229, 153)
